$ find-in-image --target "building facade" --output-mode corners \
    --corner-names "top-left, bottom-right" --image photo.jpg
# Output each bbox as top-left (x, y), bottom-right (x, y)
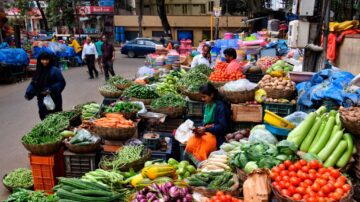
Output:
top-left (114, 0), bottom-right (249, 45)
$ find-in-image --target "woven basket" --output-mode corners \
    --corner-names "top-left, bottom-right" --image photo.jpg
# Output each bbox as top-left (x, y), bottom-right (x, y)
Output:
top-left (129, 97), bottom-right (153, 105)
top-left (2, 174), bottom-right (33, 193)
top-left (150, 106), bottom-right (185, 118)
top-left (272, 179), bottom-right (353, 202)
top-left (100, 148), bottom-right (152, 172)
top-left (181, 89), bottom-right (203, 102)
top-left (22, 140), bottom-right (62, 156)
top-left (219, 87), bottom-right (258, 104)
top-left (189, 174), bottom-right (240, 198)
top-left (236, 168), bottom-right (248, 183)
top-left (114, 83), bottom-right (132, 90)
top-left (211, 81), bottom-right (227, 88)
top-left (340, 114), bottom-right (360, 138)
top-left (93, 125), bottom-right (136, 141)
top-left (99, 89), bottom-right (122, 98)
top-left (263, 87), bottom-right (295, 100)
top-left (64, 139), bottom-right (101, 154)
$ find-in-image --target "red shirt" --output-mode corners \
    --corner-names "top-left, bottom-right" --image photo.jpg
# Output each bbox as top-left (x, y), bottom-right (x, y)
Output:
top-left (226, 59), bottom-right (242, 74)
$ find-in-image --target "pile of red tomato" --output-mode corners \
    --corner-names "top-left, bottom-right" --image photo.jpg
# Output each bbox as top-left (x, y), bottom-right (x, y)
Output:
top-left (209, 191), bottom-right (243, 202)
top-left (271, 160), bottom-right (351, 202)
top-left (209, 70), bottom-right (245, 82)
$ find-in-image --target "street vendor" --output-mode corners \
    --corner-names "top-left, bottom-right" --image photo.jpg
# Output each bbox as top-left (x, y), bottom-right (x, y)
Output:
top-left (224, 48), bottom-right (242, 73)
top-left (190, 44), bottom-right (212, 68)
top-left (185, 83), bottom-right (231, 165)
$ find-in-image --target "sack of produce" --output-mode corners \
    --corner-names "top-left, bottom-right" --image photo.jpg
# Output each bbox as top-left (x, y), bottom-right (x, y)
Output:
top-left (243, 169), bottom-right (271, 202)
top-left (93, 113), bottom-right (136, 140)
top-left (150, 93), bottom-right (186, 118)
top-left (99, 84), bottom-right (122, 98)
top-left (258, 75), bottom-right (295, 99)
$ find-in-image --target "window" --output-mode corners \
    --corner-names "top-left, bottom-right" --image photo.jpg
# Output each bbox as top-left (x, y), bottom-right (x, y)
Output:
top-left (145, 41), bottom-right (155, 46)
top-left (137, 40), bottom-right (145, 45)
top-left (208, 1), bottom-right (214, 12)
top-left (182, 4), bottom-right (187, 14)
top-left (152, 31), bottom-right (163, 38)
top-left (200, 5), bottom-right (205, 14)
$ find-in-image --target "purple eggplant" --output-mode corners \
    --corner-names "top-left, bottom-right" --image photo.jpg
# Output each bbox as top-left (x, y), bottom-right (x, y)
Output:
top-left (136, 194), bottom-right (146, 201)
top-left (185, 194), bottom-right (193, 202)
top-left (163, 195), bottom-right (170, 202)
top-left (169, 186), bottom-right (180, 198)
top-left (139, 200), bottom-right (147, 202)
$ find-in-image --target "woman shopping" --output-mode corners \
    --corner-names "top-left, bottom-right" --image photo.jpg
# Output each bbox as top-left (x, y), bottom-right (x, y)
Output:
top-left (185, 83), bottom-right (231, 165)
top-left (25, 52), bottom-right (66, 120)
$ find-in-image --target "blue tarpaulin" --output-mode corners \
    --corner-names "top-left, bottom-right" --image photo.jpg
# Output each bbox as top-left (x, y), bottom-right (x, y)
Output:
top-left (0, 43), bottom-right (29, 67)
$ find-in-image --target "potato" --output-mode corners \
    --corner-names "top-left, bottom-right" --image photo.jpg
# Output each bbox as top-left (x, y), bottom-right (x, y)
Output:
top-left (285, 87), bottom-right (291, 90)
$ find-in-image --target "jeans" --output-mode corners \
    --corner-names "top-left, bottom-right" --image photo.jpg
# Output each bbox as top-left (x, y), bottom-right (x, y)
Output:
top-left (85, 54), bottom-right (98, 78)
top-left (103, 60), bottom-right (115, 80)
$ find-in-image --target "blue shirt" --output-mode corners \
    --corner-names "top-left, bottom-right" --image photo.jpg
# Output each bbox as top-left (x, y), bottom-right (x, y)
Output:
top-left (95, 41), bottom-right (104, 56)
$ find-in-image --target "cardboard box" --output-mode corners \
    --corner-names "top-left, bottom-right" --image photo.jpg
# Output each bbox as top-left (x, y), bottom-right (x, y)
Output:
top-left (232, 104), bottom-right (263, 122)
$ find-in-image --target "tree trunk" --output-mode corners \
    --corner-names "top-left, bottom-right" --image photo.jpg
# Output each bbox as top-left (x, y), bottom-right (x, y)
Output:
top-left (35, 0), bottom-right (49, 32)
top-left (138, 0), bottom-right (143, 37)
top-left (156, 0), bottom-right (172, 39)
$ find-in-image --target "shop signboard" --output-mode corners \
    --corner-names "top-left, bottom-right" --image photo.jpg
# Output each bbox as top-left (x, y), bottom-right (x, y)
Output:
top-left (76, 6), bottom-right (114, 15)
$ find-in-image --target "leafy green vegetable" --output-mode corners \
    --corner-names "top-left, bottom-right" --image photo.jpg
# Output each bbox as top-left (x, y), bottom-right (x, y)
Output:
top-left (3, 168), bottom-right (33, 188)
top-left (4, 189), bottom-right (58, 202)
top-left (105, 102), bottom-right (142, 113)
top-left (244, 161), bottom-right (258, 173)
top-left (150, 93), bottom-right (186, 109)
top-left (122, 84), bottom-right (159, 99)
top-left (189, 64), bottom-right (213, 76)
top-left (99, 84), bottom-right (121, 93)
top-left (178, 72), bottom-right (209, 93)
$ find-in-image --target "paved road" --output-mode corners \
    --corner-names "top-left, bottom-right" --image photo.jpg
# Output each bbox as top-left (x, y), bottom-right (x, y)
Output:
top-left (0, 54), bottom-right (143, 199)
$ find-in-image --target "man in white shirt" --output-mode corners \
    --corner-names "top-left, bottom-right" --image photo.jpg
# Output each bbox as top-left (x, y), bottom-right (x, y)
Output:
top-left (82, 36), bottom-right (98, 79)
top-left (191, 44), bottom-right (211, 68)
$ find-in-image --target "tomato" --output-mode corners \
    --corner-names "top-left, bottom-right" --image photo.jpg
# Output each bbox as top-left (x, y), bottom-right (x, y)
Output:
top-left (297, 171), bottom-right (307, 181)
top-left (308, 169), bottom-right (317, 174)
top-left (278, 163), bottom-right (286, 171)
top-left (290, 177), bottom-right (301, 186)
top-left (304, 179), bottom-right (313, 186)
top-left (321, 173), bottom-right (330, 180)
top-left (318, 168), bottom-right (327, 174)
top-left (332, 192), bottom-right (342, 200)
top-left (327, 183), bottom-right (336, 192)
top-left (282, 175), bottom-right (290, 182)
top-left (342, 184), bottom-right (351, 193)
top-left (289, 171), bottom-right (297, 177)
top-left (270, 172), bottom-right (278, 180)
top-left (280, 170), bottom-right (289, 177)
top-left (216, 191), bottom-right (224, 197)
top-left (288, 185), bottom-right (296, 195)
top-left (318, 197), bottom-right (327, 202)
top-left (301, 165), bottom-right (310, 173)
top-left (281, 189), bottom-right (291, 197)
top-left (311, 182), bottom-right (321, 192)
top-left (274, 184), bottom-right (281, 191)
top-left (334, 182), bottom-right (343, 189)
top-left (308, 173), bottom-right (317, 181)
top-left (275, 176), bottom-right (282, 182)
top-left (295, 187), bottom-right (306, 195)
top-left (309, 160), bottom-right (320, 169)
top-left (299, 159), bottom-right (307, 166)
top-left (219, 195), bottom-right (227, 201)
top-left (337, 176), bottom-right (347, 183)
top-left (285, 182), bottom-right (291, 188)
top-left (316, 172), bottom-right (322, 178)
top-left (292, 193), bottom-right (302, 201)
top-left (288, 165), bottom-right (297, 172)
top-left (278, 181), bottom-right (286, 189)
top-left (308, 196), bottom-right (318, 202)
top-left (225, 195), bottom-right (232, 201)
top-left (318, 190), bottom-right (326, 197)
top-left (300, 182), bottom-right (308, 188)
top-left (330, 169), bottom-right (341, 179)
top-left (318, 179), bottom-right (327, 186)
top-left (294, 162), bottom-right (302, 170)
top-left (322, 185), bottom-right (331, 194)
top-left (284, 160), bottom-right (292, 168)
top-left (335, 188), bottom-right (345, 196)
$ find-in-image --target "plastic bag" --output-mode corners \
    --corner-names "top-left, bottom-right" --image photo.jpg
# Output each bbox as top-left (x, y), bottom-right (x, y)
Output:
top-left (249, 125), bottom-right (278, 145)
top-left (175, 119), bottom-right (195, 144)
top-left (223, 79), bottom-right (258, 92)
top-left (43, 95), bottom-right (55, 110)
top-left (285, 112), bottom-right (308, 126)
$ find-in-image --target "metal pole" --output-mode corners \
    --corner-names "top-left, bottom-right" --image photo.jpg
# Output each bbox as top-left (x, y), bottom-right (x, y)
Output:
top-left (215, 17), bottom-right (219, 39)
top-left (210, 15), bottom-right (213, 41)
top-left (323, 0), bottom-right (331, 68)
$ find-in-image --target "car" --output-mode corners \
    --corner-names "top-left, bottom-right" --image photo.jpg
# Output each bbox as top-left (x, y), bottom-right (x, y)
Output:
top-left (121, 38), bottom-right (163, 58)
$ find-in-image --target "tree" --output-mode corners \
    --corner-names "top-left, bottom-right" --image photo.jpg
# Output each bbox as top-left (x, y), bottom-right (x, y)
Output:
top-left (138, 0), bottom-right (143, 37)
top-left (12, 0), bottom-right (49, 31)
top-left (34, 0), bottom-right (49, 32)
top-left (156, 0), bottom-right (172, 39)
top-left (47, 0), bottom-right (75, 32)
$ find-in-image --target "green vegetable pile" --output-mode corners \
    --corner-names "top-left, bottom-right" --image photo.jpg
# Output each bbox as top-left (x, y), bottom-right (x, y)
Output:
top-left (107, 75), bottom-right (133, 86)
top-left (54, 177), bottom-right (132, 202)
top-left (167, 158), bottom-right (197, 180)
top-left (22, 113), bottom-right (69, 145)
top-left (150, 93), bottom-right (186, 109)
top-left (189, 64), bottom-right (213, 76)
top-left (187, 172), bottom-right (235, 191)
top-left (122, 84), bottom-right (159, 99)
top-left (99, 84), bottom-right (121, 93)
top-left (100, 145), bottom-right (145, 170)
top-left (81, 103), bottom-right (100, 120)
top-left (56, 110), bottom-right (79, 120)
top-left (156, 74), bottom-right (180, 96)
top-left (4, 189), bottom-right (58, 202)
top-left (105, 102), bottom-right (142, 113)
top-left (3, 168), bottom-right (33, 188)
top-left (226, 140), bottom-right (298, 174)
top-left (178, 72), bottom-right (209, 93)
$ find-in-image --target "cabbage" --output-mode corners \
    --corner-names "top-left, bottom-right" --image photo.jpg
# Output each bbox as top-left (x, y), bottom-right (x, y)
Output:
top-left (244, 161), bottom-right (258, 173)
top-left (249, 127), bottom-right (278, 145)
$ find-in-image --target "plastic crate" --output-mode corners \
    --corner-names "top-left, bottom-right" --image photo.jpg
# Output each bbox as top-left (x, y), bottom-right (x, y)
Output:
top-left (64, 150), bottom-right (97, 178)
top-left (231, 122), bottom-right (257, 132)
top-left (245, 72), bottom-right (264, 83)
top-left (150, 138), bottom-right (173, 161)
top-left (29, 148), bottom-right (65, 193)
top-left (262, 102), bottom-right (296, 117)
top-left (152, 118), bottom-right (184, 133)
top-left (187, 100), bottom-right (204, 117)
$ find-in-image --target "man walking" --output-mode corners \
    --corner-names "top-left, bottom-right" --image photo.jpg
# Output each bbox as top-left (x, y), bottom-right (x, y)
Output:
top-left (95, 37), bottom-right (104, 74)
top-left (101, 35), bottom-right (116, 80)
top-left (82, 36), bottom-right (98, 79)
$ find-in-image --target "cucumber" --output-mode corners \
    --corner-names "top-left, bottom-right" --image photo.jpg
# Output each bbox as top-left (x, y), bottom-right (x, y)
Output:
top-left (56, 189), bottom-right (120, 202)
top-left (329, 124), bottom-right (341, 140)
top-left (309, 116), bottom-right (335, 154)
top-left (300, 117), bottom-right (322, 152)
top-left (309, 118), bottom-right (326, 149)
top-left (323, 140), bottom-right (347, 168)
top-left (72, 189), bottom-right (114, 197)
top-left (318, 130), bottom-right (344, 161)
top-left (336, 133), bottom-right (354, 168)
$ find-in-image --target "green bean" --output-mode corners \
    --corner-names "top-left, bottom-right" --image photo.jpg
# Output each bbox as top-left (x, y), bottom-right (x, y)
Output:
top-left (100, 146), bottom-right (144, 170)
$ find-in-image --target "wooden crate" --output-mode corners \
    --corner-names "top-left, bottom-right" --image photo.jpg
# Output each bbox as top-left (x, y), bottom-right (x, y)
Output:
top-left (231, 104), bottom-right (263, 122)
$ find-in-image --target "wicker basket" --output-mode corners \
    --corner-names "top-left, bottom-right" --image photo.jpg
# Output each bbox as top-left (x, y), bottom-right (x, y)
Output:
top-left (114, 83), bottom-right (132, 90)
top-left (64, 139), bottom-right (101, 154)
top-left (181, 90), bottom-right (203, 102)
top-left (272, 179), bottom-right (353, 202)
top-left (189, 174), bottom-right (240, 198)
top-left (93, 125), bottom-right (136, 141)
top-left (236, 168), bottom-right (248, 183)
top-left (211, 81), bottom-right (227, 88)
top-left (100, 148), bottom-right (152, 172)
top-left (22, 140), bottom-right (63, 156)
top-left (263, 87), bottom-right (295, 100)
top-left (340, 113), bottom-right (360, 138)
top-left (129, 97), bottom-right (153, 105)
top-left (2, 174), bottom-right (33, 193)
top-left (219, 87), bottom-right (258, 104)
top-left (150, 106), bottom-right (185, 118)
top-left (99, 89), bottom-right (122, 98)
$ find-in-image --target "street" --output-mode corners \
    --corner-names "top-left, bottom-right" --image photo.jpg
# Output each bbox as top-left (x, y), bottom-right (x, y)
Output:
top-left (0, 54), bottom-right (143, 200)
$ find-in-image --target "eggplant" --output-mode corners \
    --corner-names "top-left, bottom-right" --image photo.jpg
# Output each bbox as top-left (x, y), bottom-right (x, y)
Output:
top-left (136, 194), bottom-right (146, 201)
top-left (185, 194), bottom-right (193, 202)
top-left (169, 186), bottom-right (180, 198)
top-left (139, 199), bottom-right (147, 202)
